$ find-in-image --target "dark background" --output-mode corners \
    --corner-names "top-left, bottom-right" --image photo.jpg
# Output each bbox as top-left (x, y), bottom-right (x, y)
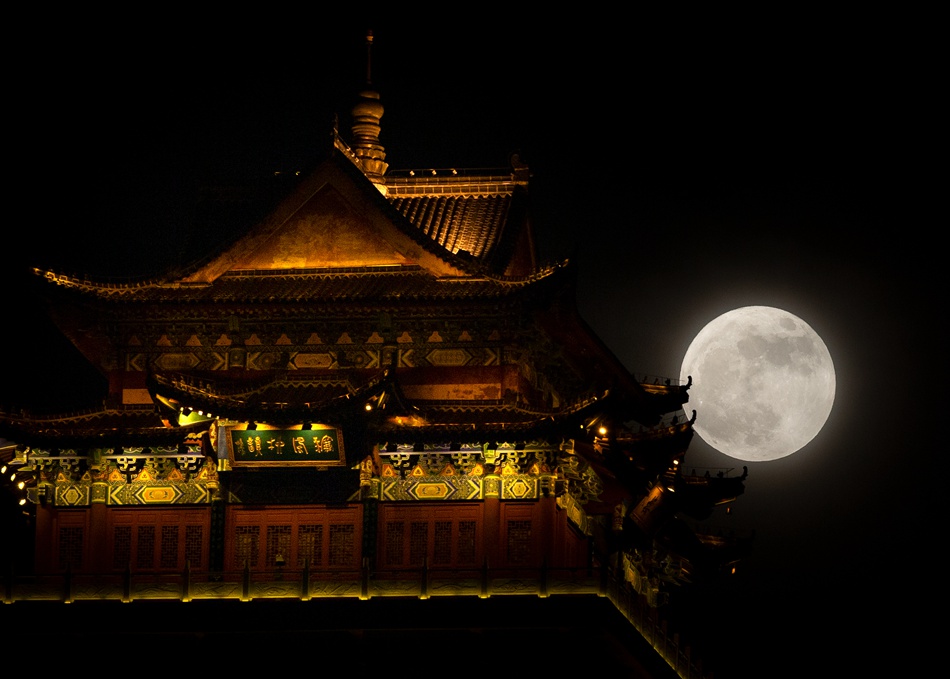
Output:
top-left (4, 15), bottom-right (941, 677)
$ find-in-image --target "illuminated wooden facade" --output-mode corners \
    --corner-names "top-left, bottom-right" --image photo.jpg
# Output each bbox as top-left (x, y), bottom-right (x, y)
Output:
top-left (0, 64), bottom-right (748, 610)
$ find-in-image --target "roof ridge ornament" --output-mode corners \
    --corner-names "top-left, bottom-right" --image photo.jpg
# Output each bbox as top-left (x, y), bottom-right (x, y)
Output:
top-left (365, 28), bottom-right (374, 87)
top-left (350, 29), bottom-right (388, 181)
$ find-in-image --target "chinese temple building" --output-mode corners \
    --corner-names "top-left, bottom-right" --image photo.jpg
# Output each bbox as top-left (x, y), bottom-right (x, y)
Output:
top-left (1, 34), bottom-right (749, 678)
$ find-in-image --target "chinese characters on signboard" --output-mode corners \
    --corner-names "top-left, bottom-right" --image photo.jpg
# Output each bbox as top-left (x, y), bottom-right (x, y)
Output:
top-left (226, 426), bottom-right (345, 467)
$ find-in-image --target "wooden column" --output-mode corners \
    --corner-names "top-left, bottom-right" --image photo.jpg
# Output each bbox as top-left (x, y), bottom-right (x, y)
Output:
top-left (88, 482), bottom-right (109, 573)
top-left (33, 504), bottom-right (54, 573)
top-left (482, 467), bottom-right (501, 573)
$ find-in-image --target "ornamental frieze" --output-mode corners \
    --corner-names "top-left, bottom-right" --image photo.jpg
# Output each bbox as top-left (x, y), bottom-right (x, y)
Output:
top-left (21, 448), bottom-right (218, 507)
top-left (377, 475), bottom-right (543, 501)
top-left (119, 320), bottom-right (511, 373)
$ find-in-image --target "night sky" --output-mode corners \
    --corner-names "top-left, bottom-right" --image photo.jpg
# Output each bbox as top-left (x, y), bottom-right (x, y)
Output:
top-left (5, 17), bottom-right (941, 677)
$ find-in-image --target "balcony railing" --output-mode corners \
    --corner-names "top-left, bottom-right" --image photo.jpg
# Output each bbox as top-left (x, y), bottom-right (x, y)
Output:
top-left (3, 561), bottom-right (713, 679)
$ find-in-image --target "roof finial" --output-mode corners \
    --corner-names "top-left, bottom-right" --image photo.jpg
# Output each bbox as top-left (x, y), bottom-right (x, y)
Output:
top-left (350, 29), bottom-right (387, 181)
top-left (365, 30), bottom-right (374, 86)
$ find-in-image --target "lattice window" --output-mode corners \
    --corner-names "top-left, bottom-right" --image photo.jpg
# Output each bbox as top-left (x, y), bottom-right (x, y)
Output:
top-left (328, 524), bottom-right (355, 567)
top-left (433, 521), bottom-right (452, 565)
top-left (137, 525), bottom-right (155, 569)
top-left (235, 526), bottom-right (260, 568)
top-left (59, 526), bottom-right (84, 571)
top-left (185, 525), bottom-right (203, 569)
top-left (297, 525), bottom-right (323, 567)
top-left (113, 526), bottom-right (132, 569)
top-left (507, 520), bottom-right (532, 565)
top-left (458, 520), bottom-right (476, 565)
top-left (385, 521), bottom-right (405, 566)
top-left (161, 526), bottom-right (179, 569)
top-left (266, 525), bottom-right (292, 567)
top-left (409, 521), bottom-right (428, 566)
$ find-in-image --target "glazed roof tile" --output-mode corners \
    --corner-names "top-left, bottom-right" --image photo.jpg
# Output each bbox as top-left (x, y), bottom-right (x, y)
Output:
top-left (388, 194), bottom-right (510, 260)
top-left (382, 169), bottom-right (526, 264)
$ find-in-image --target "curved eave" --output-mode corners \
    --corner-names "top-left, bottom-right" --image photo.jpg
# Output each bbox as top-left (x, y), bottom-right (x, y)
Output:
top-left (147, 369), bottom-right (417, 427)
top-left (149, 369), bottom-right (633, 446)
top-left (29, 260), bottom-right (570, 305)
top-left (0, 407), bottom-right (210, 449)
top-left (675, 473), bottom-right (747, 515)
top-left (638, 378), bottom-right (692, 413)
top-left (531, 272), bottom-right (671, 426)
top-left (607, 424), bottom-right (696, 470)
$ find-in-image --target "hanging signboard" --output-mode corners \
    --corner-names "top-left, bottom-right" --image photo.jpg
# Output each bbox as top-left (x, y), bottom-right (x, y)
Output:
top-left (224, 425), bottom-right (346, 467)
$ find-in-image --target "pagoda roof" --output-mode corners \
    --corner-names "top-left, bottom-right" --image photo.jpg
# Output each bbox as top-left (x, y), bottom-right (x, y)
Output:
top-left (17, 89), bottom-right (686, 445)
top-left (32, 140), bottom-right (538, 296)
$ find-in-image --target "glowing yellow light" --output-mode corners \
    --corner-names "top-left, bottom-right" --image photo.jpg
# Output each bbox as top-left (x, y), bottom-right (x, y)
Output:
top-left (18, 498), bottom-right (26, 506)
top-left (0, 465), bottom-right (6, 474)
top-left (17, 481), bottom-right (25, 490)
top-left (597, 426), bottom-right (607, 436)
top-left (365, 403), bottom-right (373, 412)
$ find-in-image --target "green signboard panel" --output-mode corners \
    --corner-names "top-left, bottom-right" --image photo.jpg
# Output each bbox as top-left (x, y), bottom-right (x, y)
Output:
top-left (227, 427), bottom-right (345, 467)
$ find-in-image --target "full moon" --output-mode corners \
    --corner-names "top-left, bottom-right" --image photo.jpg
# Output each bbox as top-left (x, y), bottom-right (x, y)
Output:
top-left (680, 306), bottom-right (835, 462)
